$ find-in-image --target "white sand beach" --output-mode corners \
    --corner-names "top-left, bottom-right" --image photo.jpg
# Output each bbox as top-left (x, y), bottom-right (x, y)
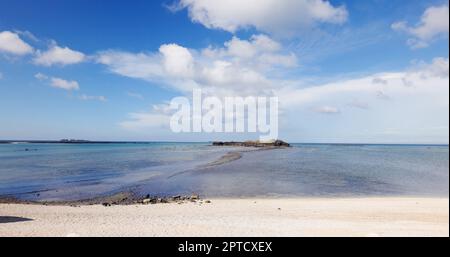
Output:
top-left (0, 197), bottom-right (448, 237)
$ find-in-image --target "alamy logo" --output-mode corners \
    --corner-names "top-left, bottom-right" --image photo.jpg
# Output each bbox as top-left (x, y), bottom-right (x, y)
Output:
top-left (169, 89), bottom-right (279, 141)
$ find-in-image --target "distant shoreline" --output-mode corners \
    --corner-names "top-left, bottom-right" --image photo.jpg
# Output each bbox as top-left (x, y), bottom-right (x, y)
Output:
top-left (0, 140), bottom-right (448, 146)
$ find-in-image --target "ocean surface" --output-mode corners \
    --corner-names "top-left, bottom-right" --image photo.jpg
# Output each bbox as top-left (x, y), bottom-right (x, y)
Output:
top-left (0, 143), bottom-right (448, 201)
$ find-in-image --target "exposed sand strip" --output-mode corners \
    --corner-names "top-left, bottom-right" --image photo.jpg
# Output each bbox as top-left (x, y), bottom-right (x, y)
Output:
top-left (0, 198), bottom-right (448, 237)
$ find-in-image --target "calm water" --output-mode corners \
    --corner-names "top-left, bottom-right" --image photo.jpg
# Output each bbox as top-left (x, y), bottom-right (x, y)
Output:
top-left (0, 143), bottom-right (448, 201)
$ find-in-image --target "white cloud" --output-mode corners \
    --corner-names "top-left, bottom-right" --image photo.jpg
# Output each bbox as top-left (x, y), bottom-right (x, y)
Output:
top-left (50, 77), bottom-right (80, 91)
top-left (170, 0), bottom-right (348, 36)
top-left (95, 30), bottom-right (447, 142)
top-left (96, 50), bottom-right (164, 80)
top-left (116, 55), bottom-right (448, 143)
top-left (276, 58), bottom-right (448, 143)
top-left (97, 34), bottom-right (295, 95)
top-left (392, 4), bottom-right (449, 49)
top-left (411, 57), bottom-right (449, 78)
top-left (33, 45), bottom-right (85, 66)
top-left (278, 57), bottom-right (449, 110)
top-left (0, 31), bottom-right (34, 55)
top-left (203, 34), bottom-right (297, 68)
top-left (79, 94), bottom-right (107, 102)
top-left (160, 44), bottom-right (195, 78)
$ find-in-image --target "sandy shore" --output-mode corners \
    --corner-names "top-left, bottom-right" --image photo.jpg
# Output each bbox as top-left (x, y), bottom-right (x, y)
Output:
top-left (0, 197), bottom-right (448, 237)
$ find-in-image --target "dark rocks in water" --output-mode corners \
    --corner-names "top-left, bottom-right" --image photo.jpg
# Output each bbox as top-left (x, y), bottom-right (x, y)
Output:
top-left (0, 192), bottom-right (204, 207)
top-left (272, 140), bottom-right (291, 147)
top-left (171, 195), bottom-right (182, 201)
top-left (140, 194), bottom-right (203, 204)
top-left (212, 140), bottom-right (290, 148)
top-left (142, 197), bottom-right (158, 204)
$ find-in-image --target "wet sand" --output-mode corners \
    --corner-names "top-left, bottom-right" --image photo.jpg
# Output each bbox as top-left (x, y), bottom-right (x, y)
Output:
top-left (0, 197), bottom-right (448, 237)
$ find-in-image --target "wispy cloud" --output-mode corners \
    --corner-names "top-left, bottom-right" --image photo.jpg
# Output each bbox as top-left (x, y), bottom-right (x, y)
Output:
top-left (79, 94), bottom-right (107, 102)
top-left (392, 4), bottom-right (449, 49)
top-left (35, 72), bottom-right (80, 91)
top-left (50, 77), bottom-right (80, 91)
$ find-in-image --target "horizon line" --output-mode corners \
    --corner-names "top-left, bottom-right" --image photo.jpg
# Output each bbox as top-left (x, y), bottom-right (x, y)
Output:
top-left (0, 139), bottom-right (448, 146)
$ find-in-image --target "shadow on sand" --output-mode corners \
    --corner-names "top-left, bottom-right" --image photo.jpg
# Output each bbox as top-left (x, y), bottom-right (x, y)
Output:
top-left (0, 216), bottom-right (33, 224)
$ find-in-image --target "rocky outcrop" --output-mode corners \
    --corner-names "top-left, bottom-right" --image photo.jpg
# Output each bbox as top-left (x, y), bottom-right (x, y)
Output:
top-left (212, 140), bottom-right (290, 148)
top-left (139, 194), bottom-right (205, 206)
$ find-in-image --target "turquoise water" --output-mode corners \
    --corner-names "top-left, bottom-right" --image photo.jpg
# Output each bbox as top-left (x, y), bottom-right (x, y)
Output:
top-left (0, 143), bottom-right (448, 201)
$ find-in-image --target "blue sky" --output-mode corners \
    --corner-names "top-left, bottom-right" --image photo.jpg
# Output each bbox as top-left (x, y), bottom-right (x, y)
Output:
top-left (0, 0), bottom-right (448, 143)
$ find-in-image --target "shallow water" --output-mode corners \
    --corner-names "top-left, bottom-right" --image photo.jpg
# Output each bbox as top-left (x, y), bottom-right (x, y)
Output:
top-left (0, 143), bottom-right (448, 201)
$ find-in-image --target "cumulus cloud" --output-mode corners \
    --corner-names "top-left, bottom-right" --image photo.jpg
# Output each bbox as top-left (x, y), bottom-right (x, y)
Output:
top-left (33, 44), bottom-right (85, 66)
top-left (392, 4), bottom-right (449, 49)
top-left (160, 44), bottom-right (195, 78)
top-left (202, 34), bottom-right (297, 68)
top-left (97, 35), bottom-right (294, 95)
top-left (0, 31), bottom-right (34, 55)
top-left (169, 0), bottom-right (348, 36)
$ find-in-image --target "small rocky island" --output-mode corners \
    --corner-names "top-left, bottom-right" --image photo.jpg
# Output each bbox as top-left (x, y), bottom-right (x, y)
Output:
top-left (212, 140), bottom-right (290, 148)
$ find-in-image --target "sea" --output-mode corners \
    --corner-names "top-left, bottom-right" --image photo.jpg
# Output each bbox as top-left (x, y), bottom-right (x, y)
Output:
top-left (0, 142), bottom-right (448, 201)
